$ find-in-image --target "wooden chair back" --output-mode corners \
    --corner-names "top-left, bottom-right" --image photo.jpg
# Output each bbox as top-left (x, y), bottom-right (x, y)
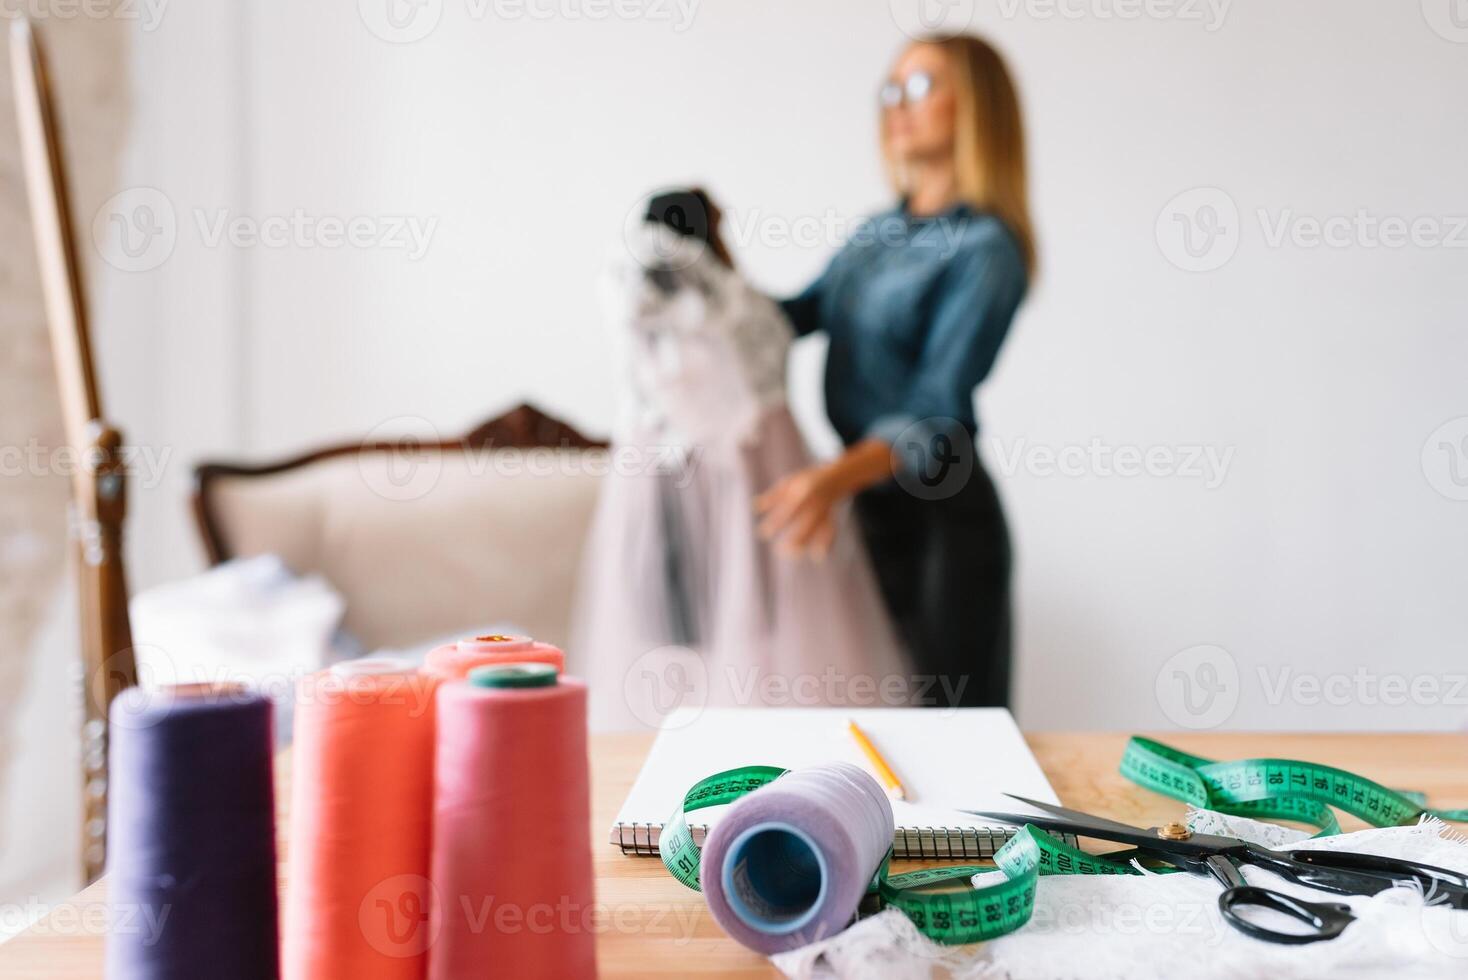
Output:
top-left (9, 17), bottom-right (137, 884)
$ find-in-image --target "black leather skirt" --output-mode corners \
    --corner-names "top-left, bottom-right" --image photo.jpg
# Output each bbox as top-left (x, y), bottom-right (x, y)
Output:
top-left (853, 457), bottom-right (1013, 708)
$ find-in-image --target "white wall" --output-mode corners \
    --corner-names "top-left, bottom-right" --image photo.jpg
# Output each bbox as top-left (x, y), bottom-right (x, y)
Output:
top-left (112, 0), bottom-right (1468, 731)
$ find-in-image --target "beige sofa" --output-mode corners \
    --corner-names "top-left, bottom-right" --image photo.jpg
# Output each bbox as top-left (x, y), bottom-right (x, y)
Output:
top-left (191, 405), bottom-right (607, 653)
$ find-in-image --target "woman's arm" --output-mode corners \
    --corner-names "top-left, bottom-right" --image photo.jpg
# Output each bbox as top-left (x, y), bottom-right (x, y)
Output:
top-left (759, 227), bottom-right (1027, 558)
top-left (754, 439), bottom-right (892, 559)
top-left (778, 264), bottom-right (832, 338)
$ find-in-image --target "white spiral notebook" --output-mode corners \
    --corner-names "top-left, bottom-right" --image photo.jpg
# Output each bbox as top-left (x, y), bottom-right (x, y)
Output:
top-left (610, 707), bottom-right (1062, 859)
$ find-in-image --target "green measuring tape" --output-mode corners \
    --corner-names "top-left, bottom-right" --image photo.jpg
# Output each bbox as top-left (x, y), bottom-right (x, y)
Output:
top-left (658, 765), bottom-right (1141, 946)
top-left (659, 766), bottom-right (786, 891)
top-left (1120, 736), bottom-right (1468, 837)
top-left (660, 741), bottom-right (1468, 946)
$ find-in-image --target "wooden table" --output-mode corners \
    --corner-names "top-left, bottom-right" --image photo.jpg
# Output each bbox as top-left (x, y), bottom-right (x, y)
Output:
top-left (2, 732), bottom-right (1464, 977)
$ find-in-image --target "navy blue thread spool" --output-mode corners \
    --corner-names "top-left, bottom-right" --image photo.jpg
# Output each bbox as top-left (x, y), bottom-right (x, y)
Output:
top-left (106, 684), bottom-right (279, 979)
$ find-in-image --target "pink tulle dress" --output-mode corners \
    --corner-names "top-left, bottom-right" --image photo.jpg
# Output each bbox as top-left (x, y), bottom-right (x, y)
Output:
top-left (574, 225), bottom-right (912, 732)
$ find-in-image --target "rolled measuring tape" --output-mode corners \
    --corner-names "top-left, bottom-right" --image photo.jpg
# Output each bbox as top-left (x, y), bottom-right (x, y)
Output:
top-left (1121, 736), bottom-right (1468, 836)
top-left (659, 764), bottom-right (1139, 949)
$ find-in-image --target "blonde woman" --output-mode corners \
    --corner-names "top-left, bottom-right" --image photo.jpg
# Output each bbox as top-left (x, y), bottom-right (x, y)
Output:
top-left (756, 35), bottom-right (1035, 708)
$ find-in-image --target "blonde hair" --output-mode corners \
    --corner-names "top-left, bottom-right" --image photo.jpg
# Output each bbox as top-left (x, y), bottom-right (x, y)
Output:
top-left (881, 35), bottom-right (1036, 275)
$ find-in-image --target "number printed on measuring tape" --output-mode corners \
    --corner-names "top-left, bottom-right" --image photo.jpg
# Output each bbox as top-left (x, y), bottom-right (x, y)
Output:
top-left (1121, 737), bottom-right (1468, 836)
top-left (658, 766), bottom-right (786, 892)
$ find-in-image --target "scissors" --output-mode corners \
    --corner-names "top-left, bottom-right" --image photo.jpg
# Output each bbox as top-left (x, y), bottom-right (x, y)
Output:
top-left (967, 794), bottom-right (1468, 944)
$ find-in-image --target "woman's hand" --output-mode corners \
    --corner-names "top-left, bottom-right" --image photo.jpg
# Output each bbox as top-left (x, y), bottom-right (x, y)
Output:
top-left (755, 465), bottom-right (843, 560)
top-left (755, 439), bottom-right (896, 560)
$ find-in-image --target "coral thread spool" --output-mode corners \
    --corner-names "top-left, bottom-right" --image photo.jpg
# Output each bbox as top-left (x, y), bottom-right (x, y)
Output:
top-left (106, 684), bottom-right (279, 979)
top-left (423, 634), bottom-right (565, 680)
top-left (283, 658), bottom-right (440, 979)
top-left (429, 663), bottom-right (596, 979)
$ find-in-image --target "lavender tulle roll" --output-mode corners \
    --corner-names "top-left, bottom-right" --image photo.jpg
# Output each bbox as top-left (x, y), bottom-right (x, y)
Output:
top-left (106, 686), bottom-right (279, 979)
top-left (701, 763), bottom-right (894, 954)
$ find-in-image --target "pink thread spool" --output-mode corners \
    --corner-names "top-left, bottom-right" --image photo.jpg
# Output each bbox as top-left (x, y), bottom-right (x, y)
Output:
top-left (429, 663), bottom-right (596, 979)
top-left (423, 634), bottom-right (565, 680)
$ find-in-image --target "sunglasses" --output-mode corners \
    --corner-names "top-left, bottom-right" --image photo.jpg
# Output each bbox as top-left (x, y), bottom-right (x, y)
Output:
top-left (878, 71), bottom-right (934, 110)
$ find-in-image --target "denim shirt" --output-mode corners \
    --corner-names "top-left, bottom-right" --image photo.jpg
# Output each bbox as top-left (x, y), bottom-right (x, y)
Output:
top-left (781, 203), bottom-right (1027, 462)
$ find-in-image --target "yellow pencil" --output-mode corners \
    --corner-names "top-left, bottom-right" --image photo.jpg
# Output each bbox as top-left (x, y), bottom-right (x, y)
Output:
top-left (847, 719), bottom-right (907, 801)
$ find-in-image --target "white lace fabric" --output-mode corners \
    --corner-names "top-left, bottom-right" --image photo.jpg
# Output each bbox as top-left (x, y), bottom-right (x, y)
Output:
top-left (605, 224), bottom-right (791, 450)
top-left (772, 813), bottom-right (1468, 980)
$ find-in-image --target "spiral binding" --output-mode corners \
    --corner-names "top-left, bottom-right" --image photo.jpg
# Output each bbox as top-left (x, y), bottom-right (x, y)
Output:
top-left (611, 821), bottom-right (1064, 858)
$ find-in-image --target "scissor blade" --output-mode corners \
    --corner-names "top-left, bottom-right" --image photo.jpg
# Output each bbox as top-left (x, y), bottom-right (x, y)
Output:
top-left (964, 809), bottom-right (1168, 852)
top-left (963, 794), bottom-right (1207, 853)
top-left (964, 810), bottom-right (1087, 833)
top-left (973, 795), bottom-right (1249, 859)
top-left (1001, 794), bottom-right (1159, 839)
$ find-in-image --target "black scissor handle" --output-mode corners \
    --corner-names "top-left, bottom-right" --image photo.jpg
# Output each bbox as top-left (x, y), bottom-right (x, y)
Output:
top-left (1218, 886), bottom-right (1355, 944)
top-left (1282, 848), bottom-right (1468, 902)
